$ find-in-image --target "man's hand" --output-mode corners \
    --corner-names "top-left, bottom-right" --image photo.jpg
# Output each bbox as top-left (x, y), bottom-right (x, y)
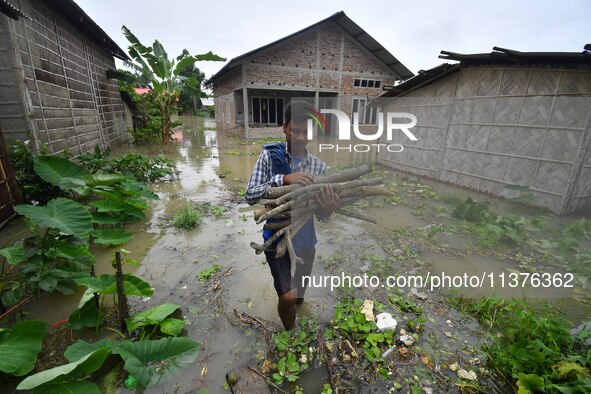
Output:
top-left (316, 184), bottom-right (340, 217)
top-left (284, 172), bottom-right (315, 185)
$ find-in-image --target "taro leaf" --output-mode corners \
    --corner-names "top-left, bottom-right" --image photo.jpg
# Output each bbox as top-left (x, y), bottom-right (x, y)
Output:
top-left (15, 198), bottom-right (93, 241)
top-left (113, 337), bottom-right (200, 387)
top-left (90, 228), bottom-right (132, 246)
top-left (34, 156), bottom-right (91, 195)
top-left (0, 245), bottom-right (26, 265)
top-left (17, 348), bottom-right (111, 390)
top-left (65, 339), bottom-right (114, 363)
top-left (88, 199), bottom-right (128, 213)
top-left (0, 320), bottom-right (47, 376)
top-left (91, 212), bottom-right (120, 225)
top-left (75, 274), bottom-right (153, 297)
top-left (68, 290), bottom-right (103, 329)
top-left (31, 381), bottom-right (101, 394)
top-left (54, 244), bottom-right (95, 269)
top-left (159, 318), bottom-right (184, 336)
top-left (120, 181), bottom-right (159, 200)
top-left (84, 173), bottom-right (131, 187)
top-left (126, 303), bottom-right (180, 331)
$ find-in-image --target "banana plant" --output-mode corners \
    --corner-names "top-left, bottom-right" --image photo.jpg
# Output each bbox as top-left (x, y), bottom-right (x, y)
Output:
top-left (107, 26), bottom-right (225, 144)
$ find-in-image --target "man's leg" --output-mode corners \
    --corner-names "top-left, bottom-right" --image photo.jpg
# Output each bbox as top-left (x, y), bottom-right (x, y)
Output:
top-left (293, 248), bottom-right (315, 305)
top-left (265, 250), bottom-right (297, 330)
top-left (277, 290), bottom-right (296, 330)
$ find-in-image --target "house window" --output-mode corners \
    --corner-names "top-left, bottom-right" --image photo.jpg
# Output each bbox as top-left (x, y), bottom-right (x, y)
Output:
top-left (352, 98), bottom-right (377, 125)
top-left (252, 97), bottom-right (284, 125)
top-left (353, 79), bottom-right (382, 89)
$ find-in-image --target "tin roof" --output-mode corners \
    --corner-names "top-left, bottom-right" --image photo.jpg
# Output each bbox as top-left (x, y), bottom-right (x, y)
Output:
top-left (0, 0), bottom-right (129, 61)
top-left (378, 46), bottom-right (591, 98)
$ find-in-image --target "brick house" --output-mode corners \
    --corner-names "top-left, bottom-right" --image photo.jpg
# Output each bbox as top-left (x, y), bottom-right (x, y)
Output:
top-left (207, 11), bottom-right (413, 138)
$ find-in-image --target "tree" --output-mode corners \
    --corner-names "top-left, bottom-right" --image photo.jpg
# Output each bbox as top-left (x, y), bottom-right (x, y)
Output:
top-left (108, 27), bottom-right (225, 144)
top-left (176, 49), bottom-right (206, 115)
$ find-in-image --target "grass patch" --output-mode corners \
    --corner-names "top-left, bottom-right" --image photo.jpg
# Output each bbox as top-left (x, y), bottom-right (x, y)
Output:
top-left (196, 263), bottom-right (222, 281)
top-left (174, 204), bottom-right (202, 229)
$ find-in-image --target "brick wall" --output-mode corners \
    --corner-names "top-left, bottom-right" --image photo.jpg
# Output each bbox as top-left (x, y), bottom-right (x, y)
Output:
top-left (211, 20), bottom-right (400, 137)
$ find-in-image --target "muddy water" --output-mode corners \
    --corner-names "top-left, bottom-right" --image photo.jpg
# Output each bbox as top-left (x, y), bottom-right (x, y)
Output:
top-left (6, 116), bottom-right (590, 392)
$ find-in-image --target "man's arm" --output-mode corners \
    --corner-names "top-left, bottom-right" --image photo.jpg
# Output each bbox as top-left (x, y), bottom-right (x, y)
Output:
top-left (245, 150), bottom-right (285, 205)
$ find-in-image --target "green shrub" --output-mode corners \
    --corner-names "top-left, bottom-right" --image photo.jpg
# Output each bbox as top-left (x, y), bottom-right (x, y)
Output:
top-left (455, 297), bottom-right (591, 392)
top-left (8, 139), bottom-right (64, 204)
top-left (110, 153), bottom-right (175, 182)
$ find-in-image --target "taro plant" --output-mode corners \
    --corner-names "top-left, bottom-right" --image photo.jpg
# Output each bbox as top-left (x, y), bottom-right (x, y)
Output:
top-left (107, 26), bottom-right (225, 144)
top-left (0, 320), bottom-right (47, 377)
top-left (0, 155), bottom-right (158, 310)
top-left (126, 303), bottom-right (184, 338)
top-left (16, 336), bottom-right (201, 391)
top-left (68, 254), bottom-right (154, 331)
top-left (7, 139), bottom-right (64, 204)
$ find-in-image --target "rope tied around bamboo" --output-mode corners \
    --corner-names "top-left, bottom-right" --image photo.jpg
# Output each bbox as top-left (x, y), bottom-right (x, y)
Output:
top-left (249, 164), bottom-right (396, 257)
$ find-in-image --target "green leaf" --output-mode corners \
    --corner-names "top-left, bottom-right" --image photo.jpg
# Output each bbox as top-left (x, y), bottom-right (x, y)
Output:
top-left (0, 245), bottom-right (26, 265)
top-left (17, 348), bottom-right (111, 390)
top-left (90, 228), bottom-right (132, 246)
top-left (32, 380), bottom-right (101, 394)
top-left (88, 198), bottom-right (129, 213)
top-left (76, 274), bottom-right (153, 296)
top-left (15, 198), bottom-right (93, 240)
top-left (84, 173), bottom-right (131, 187)
top-left (34, 156), bottom-right (91, 194)
top-left (517, 373), bottom-right (546, 394)
top-left (64, 339), bottom-right (114, 363)
top-left (120, 181), bottom-right (159, 200)
top-left (122, 26), bottom-right (152, 55)
top-left (126, 303), bottom-right (180, 331)
top-left (91, 212), bottom-right (120, 225)
top-left (106, 69), bottom-right (137, 84)
top-left (173, 56), bottom-right (197, 76)
top-left (193, 51), bottom-right (226, 62)
top-left (0, 320), bottom-right (47, 376)
top-left (68, 290), bottom-right (103, 329)
top-left (159, 318), bottom-right (184, 336)
top-left (113, 337), bottom-right (200, 387)
top-left (152, 40), bottom-right (170, 79)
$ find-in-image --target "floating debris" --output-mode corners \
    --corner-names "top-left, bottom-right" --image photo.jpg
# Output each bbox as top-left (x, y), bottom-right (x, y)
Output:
top-left (376, 312), bottom-right (398, 331)
top-left (457, 369), bottom-right (478, 381)
top-left (399, 334), bottom-right (415, 347)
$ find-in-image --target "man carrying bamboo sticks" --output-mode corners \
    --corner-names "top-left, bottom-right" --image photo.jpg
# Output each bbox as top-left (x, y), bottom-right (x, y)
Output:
top-left (246, 101), bottom-right (340, 330)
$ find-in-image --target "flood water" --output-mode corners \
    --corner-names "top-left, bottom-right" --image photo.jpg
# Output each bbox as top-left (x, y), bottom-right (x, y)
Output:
top-left (6, 116), bottom-right (590, 393)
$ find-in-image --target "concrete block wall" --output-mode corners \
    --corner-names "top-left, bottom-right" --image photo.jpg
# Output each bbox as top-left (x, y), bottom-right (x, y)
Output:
top-left (0, 0), bottom-right (129, 154)
top-left (378, 64), bottom-right (591, 214)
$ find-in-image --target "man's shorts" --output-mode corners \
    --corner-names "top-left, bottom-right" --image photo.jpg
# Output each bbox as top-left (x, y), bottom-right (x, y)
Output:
top-left (264, 248), bottom-right (315, 296)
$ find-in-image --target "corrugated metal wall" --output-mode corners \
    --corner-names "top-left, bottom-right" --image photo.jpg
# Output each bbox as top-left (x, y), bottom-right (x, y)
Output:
top-left (378, 64), bottom-right (591, 214)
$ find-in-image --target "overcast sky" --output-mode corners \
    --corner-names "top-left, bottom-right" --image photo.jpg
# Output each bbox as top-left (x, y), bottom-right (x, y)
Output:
top-left (77, 0), bottom-right (590, 79)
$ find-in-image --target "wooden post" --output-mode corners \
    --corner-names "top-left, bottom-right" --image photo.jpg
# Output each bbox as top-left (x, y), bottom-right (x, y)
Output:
top-left (89, 263), bottom-right (100, 311)
top-left (114, 252), bottom-right (129, 335)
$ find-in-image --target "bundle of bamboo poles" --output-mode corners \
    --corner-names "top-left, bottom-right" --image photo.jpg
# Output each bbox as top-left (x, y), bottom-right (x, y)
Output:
top-left (250, 164), bottom-right (394, 263)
